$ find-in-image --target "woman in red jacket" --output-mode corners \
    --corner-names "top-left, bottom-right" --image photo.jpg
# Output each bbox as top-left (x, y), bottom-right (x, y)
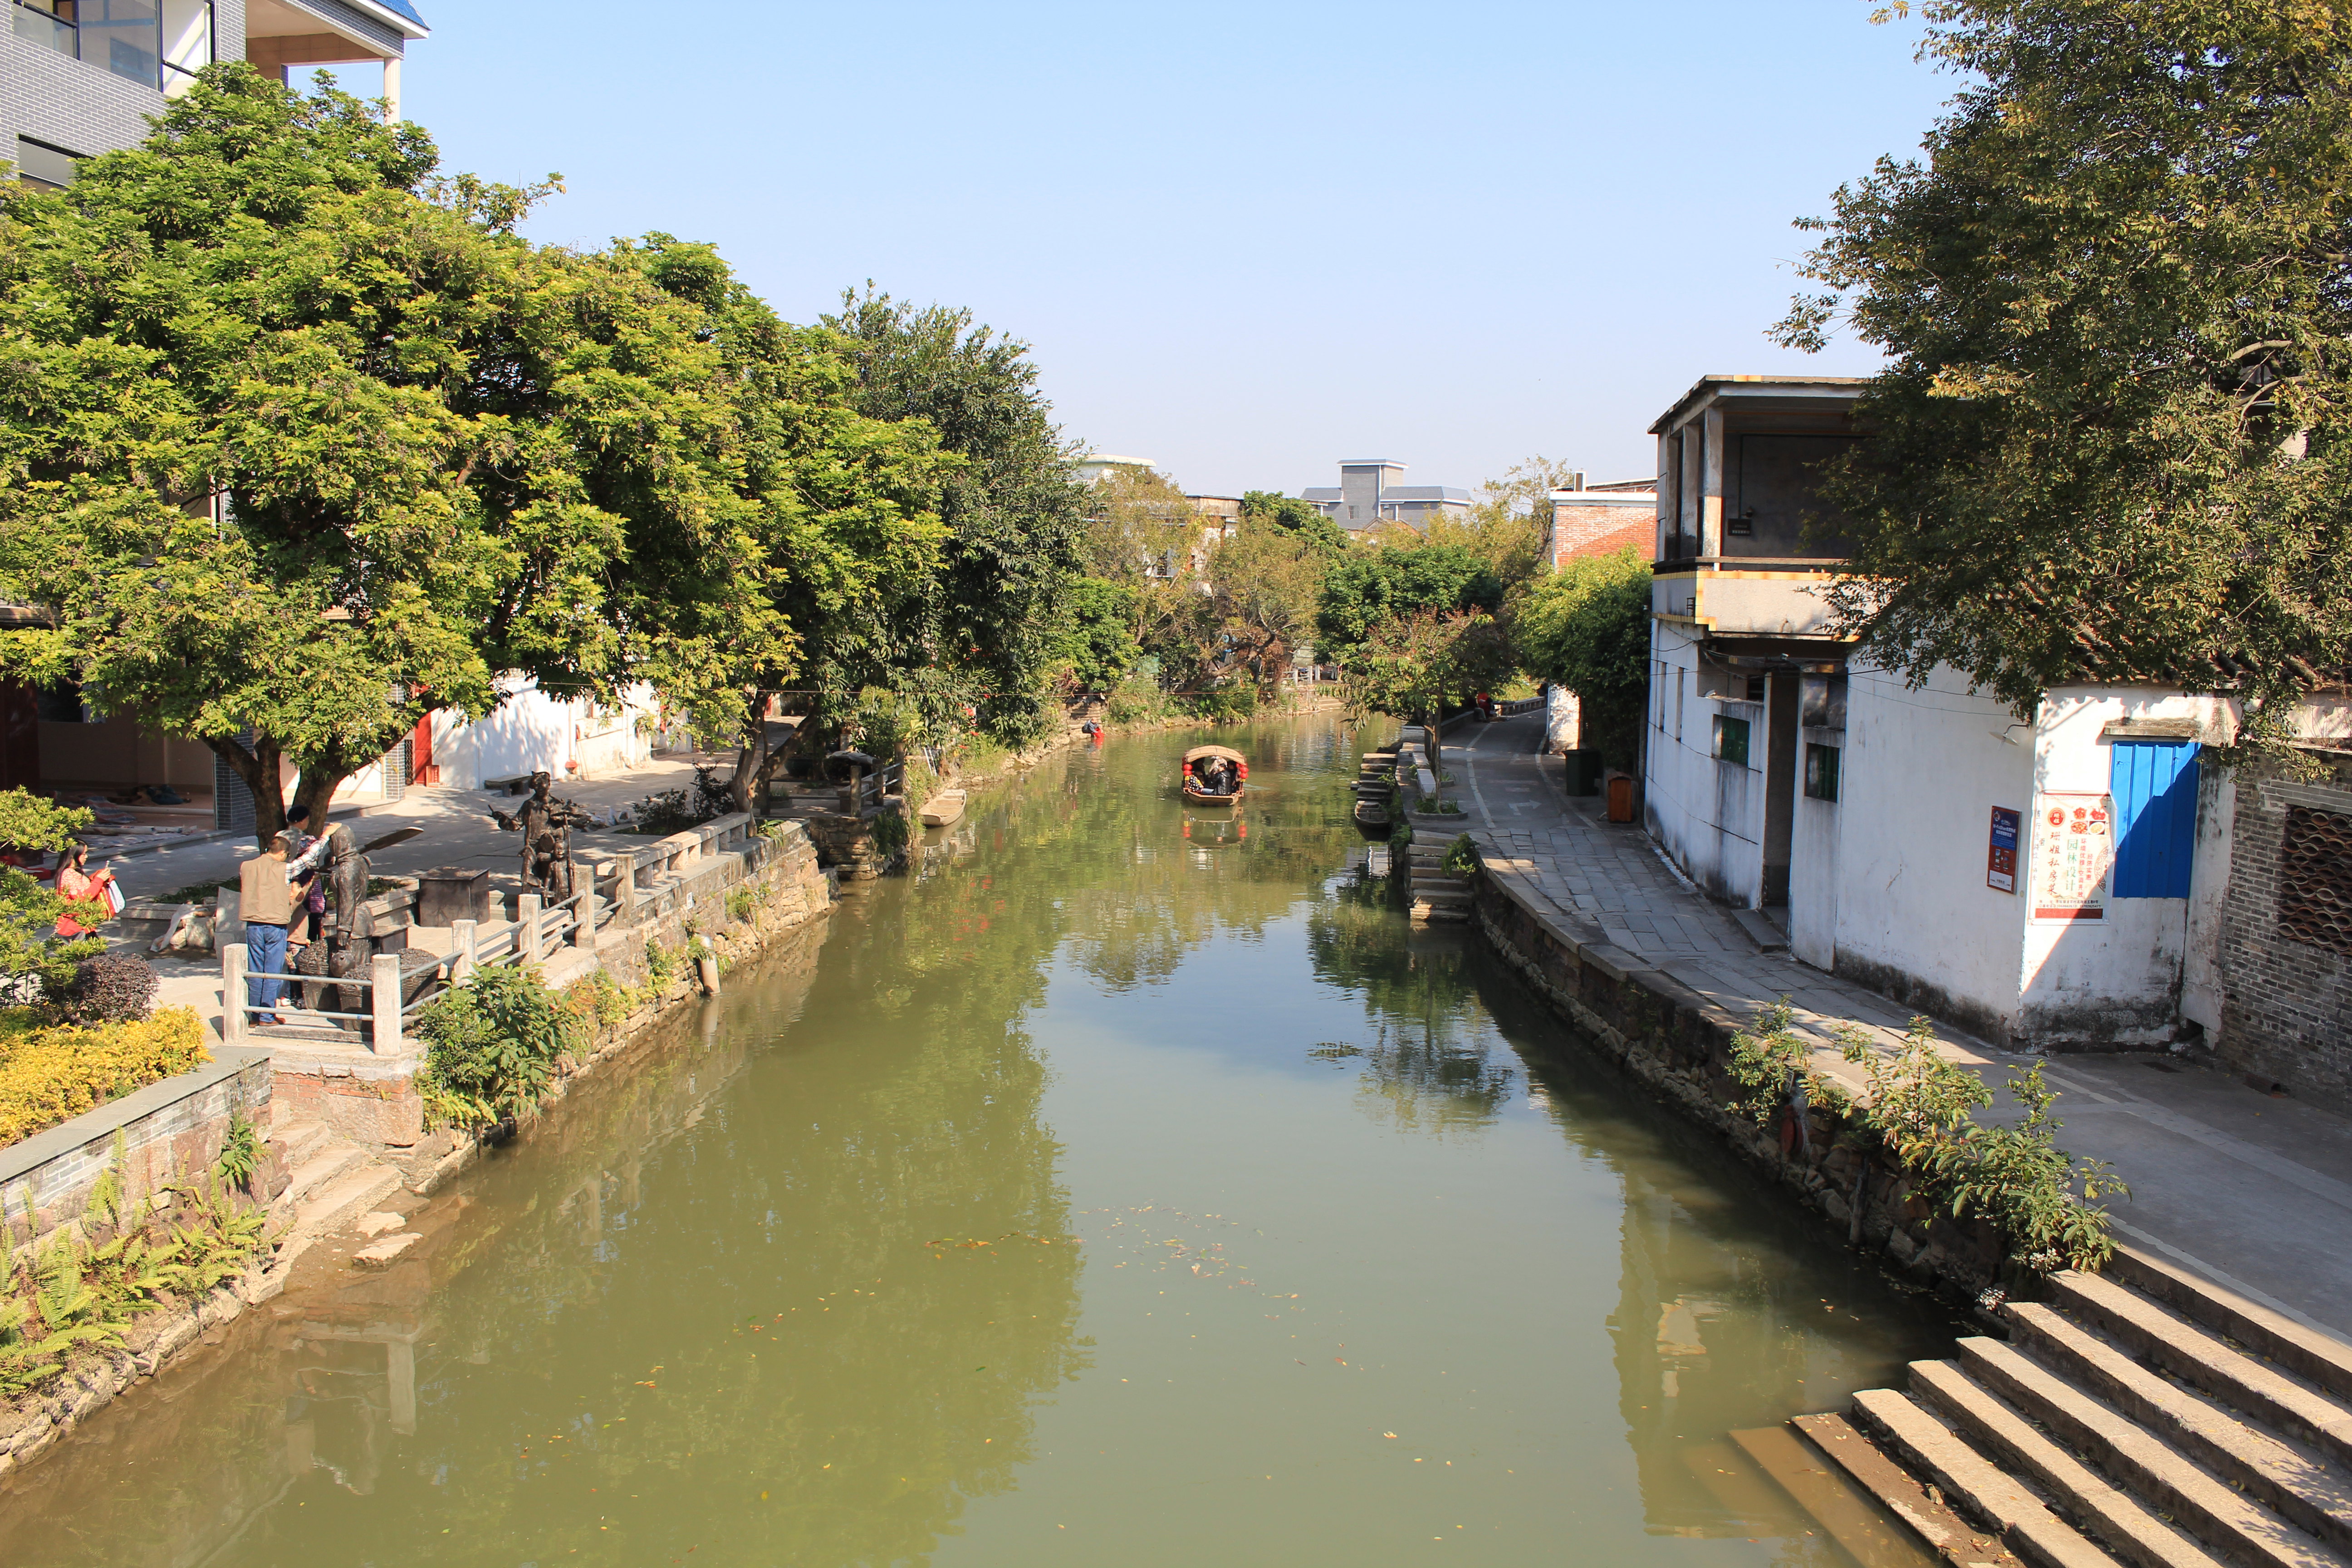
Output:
top-left (54, 843), bottom-right (114, 937)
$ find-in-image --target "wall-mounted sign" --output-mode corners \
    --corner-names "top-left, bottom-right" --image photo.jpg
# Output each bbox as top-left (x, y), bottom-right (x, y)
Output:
top-left (2031, 793), bottom-right (2112, 921)
top-left (1987, 807), bottom-right (2020, 893)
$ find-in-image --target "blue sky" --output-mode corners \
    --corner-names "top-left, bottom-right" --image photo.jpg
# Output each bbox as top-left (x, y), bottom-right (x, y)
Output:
top-left (392, 2), bottom-right (1955, 500)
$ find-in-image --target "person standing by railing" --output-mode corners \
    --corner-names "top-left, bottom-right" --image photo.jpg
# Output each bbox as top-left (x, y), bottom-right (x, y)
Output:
top-left (239, 832), bottom-right (294, 1023)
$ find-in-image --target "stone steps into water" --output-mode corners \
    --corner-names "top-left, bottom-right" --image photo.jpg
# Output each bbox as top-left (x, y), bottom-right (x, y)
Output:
top-left (1759, 1247), bottom-right (2352, 1568)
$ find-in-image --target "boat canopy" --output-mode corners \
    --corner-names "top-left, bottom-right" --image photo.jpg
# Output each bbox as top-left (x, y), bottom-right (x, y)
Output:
top-left (1182, 745), bottom-right (1246, 765)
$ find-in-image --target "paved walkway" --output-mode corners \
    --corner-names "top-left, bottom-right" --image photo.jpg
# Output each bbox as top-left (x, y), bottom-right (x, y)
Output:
top-left (1447, 712), bottom-right (2352, 1343)
top-left (115, 751), bottom-right (729, 1039)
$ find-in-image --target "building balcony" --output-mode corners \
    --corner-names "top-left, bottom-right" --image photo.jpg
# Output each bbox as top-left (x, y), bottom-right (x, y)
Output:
top-left (245, 0), bottom-right (427, 117)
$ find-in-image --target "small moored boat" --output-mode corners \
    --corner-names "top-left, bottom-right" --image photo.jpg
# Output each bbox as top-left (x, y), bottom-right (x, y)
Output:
top-left (1180, 744), bottom-right (1247, 805)
top-left (920, 789), bottom-right (967, 828)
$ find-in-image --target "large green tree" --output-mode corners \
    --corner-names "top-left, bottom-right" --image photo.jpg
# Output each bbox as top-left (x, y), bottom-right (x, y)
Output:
top-left (1774, 0), bottom-right (2352, 739)
top-left (0, 69), bottom-right (942, 841)
top-left (1314, 543), bottom-right (1504, 661)
top-left (823, 288), bottom-right (1088, 748)
top-left (1517, 547), bottom-right (1653, 769)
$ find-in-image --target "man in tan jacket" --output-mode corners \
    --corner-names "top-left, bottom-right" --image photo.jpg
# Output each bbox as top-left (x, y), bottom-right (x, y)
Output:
top-left (239, 833), bottom-right (294, 1023)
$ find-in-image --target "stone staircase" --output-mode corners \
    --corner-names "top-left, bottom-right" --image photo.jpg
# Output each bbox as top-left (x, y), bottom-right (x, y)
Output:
top-left (1764, 1246), bottom-right (2352, 1568)
top-left (261, 1108), bottom-right (408, 1276)
top-left (1406, 837), bottom-right (1475, 924)
top-left (1354, 750), bottom-right (1397, 830)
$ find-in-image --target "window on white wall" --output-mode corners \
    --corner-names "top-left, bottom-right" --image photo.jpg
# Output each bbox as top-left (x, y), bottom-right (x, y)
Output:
top-left (1675, 671), bottom-right (1686, 743)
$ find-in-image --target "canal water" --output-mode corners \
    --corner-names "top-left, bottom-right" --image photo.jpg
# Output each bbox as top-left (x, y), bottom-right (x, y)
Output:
top-left (0, 715), bottom-right (1961, 1568)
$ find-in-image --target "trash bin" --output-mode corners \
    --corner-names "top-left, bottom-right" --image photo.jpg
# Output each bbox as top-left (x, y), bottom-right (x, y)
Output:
top-left (1563, 749), bottom-right (1603, 797)
top-left (1606, 774), bottom-right (1637, 824)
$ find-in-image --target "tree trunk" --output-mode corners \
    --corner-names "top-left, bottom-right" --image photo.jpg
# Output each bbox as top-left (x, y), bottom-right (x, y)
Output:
top-left (292, 759), bottom-right (355, 842)
top-left (722, 696), bottom-right (769, 817)
top-left (204, 733), bottom-right (286, 849)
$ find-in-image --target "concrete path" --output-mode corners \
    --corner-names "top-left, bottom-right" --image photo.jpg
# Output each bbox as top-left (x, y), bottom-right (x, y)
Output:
top-left (1446, 711), bottom-right (2352, 1343)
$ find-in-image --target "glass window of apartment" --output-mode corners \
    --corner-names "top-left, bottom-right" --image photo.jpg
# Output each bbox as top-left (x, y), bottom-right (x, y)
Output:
top-left (14, 136), bottom-right (81, 189)
top-left (160, 0), bottom-right (211, 93)
top-left (14, 0), bottom-right (78, 55)
top-left (10, 0), bottom-right (210, 90)
top-left (1713, 715), bottom-right (1750, 768)
top-left (1804, 742), bottom-right (1841, 802)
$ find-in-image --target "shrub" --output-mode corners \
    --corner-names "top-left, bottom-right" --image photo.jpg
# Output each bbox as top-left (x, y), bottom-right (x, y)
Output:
top-left (1188, 681), bottom-right (1258, 723)
top-left (645, 939), bottom-right (680, 992)
top-left (1728, 1000), bottom-right (2130, 1274)
top-left (67, 953), bottom-right (158, 1024)
top-left (413, 965), bottom-right (585, 1131)
top-left (1441, 835), bottom-right (1479, 878)
top-left (0, 1009), bottom-right (210, 1143)
top-left (1104, 675), bottom-right (1175, 727)
top-left (726, 886), bottom-right (757, 923)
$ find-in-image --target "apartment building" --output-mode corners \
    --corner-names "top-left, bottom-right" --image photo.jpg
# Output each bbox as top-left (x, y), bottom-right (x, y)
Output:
top-left (1302, 459), bottom-right (1470, 534)
top-left (5, 0), bottom-right (428, 187)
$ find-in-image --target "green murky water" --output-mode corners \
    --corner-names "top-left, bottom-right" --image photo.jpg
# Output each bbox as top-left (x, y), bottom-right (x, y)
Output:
top-left (0, 715), bottom-right (1960, 1567)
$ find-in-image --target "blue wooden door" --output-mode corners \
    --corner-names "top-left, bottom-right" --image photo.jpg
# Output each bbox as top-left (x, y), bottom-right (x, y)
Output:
top-left (2109, 740), bottom-right (2199, 898)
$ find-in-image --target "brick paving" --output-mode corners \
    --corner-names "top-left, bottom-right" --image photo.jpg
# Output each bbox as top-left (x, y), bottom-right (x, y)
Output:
top-left (1442, 712), bottom-right (2352, 1341)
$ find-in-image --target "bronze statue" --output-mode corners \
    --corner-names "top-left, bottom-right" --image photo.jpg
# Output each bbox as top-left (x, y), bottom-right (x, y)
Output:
top-left (293, 822), bottom-right (372, 1026)
top-left (492, 770), bottom-right (594, 899)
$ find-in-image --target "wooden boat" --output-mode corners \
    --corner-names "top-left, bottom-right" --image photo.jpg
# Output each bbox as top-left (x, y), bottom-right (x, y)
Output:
top-left (919, 789), bottom-right (967, 828)
top-left (1180, 744), bottom-right (1246, 805)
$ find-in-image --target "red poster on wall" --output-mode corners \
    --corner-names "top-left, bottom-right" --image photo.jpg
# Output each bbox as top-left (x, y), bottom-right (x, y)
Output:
top-left (2030, 793), bottom-right (2111, 921)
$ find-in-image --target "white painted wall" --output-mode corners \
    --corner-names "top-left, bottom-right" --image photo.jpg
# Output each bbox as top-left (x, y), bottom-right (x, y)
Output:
top-left (1828, 664), bottom-right (2034, 1037)
top-left (1641, 619), bottom-right (1763, 905)
top-left (431, 678), bottom-right (657, 791)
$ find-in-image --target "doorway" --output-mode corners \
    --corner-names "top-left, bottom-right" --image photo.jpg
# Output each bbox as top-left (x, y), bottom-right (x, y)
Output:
top-left (1760, 674), bottom-right (1799, 907)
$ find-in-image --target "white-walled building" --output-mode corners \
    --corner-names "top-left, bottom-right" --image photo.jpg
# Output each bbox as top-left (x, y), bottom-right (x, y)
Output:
top-left (425, 679), bottom-right (660, 791)
top-left (1641, 375), bottom-right (2227, 1049)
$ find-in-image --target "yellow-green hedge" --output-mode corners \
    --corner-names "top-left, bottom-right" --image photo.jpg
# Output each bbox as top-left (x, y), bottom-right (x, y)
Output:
top-left (0, 1008), bottom-right (211, 1145)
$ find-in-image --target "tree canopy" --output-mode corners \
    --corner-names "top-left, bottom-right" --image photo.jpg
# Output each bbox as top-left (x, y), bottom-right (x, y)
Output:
top-left (823, 288), bottom-right (1088, 748)
top-left (1241, 490), bottom-right (1350, 555)
top-left (1517, 547), bottom-right (1653, 769)
top-left (1315, 544), bottom-right (1504, 660)
top-left (0, 67), bottom-right (943, 840)
top-left (1774, 0), bottom-right (2352, 738)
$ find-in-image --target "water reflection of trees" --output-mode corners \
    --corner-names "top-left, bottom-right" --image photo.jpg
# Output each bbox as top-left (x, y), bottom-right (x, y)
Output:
top-left (1300, 878), bottom-right (1516, 1136)
top-left (0, 715), bottom-right (1412, 1568)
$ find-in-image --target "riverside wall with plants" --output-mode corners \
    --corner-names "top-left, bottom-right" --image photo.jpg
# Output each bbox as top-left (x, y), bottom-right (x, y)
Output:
top-left (1470, 871), bottom-right (2124, 1322)
top-left (393, 818), bottom-right (835, 1191)
top-left (0, 820), bottom-right (835, 1484)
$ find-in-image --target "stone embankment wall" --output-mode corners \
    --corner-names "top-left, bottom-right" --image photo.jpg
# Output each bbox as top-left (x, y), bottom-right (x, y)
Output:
top-left (0, 1048), bottom-right (277, 1265)
top-left (1472, 875), bottom-right (2013, 1315)
top-left (0, 821), bottom-right (834, 1483)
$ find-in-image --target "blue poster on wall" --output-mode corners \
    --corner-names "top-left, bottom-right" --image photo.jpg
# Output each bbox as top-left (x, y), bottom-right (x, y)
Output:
top-left (1987, 806), bottom-right (2020, 894)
